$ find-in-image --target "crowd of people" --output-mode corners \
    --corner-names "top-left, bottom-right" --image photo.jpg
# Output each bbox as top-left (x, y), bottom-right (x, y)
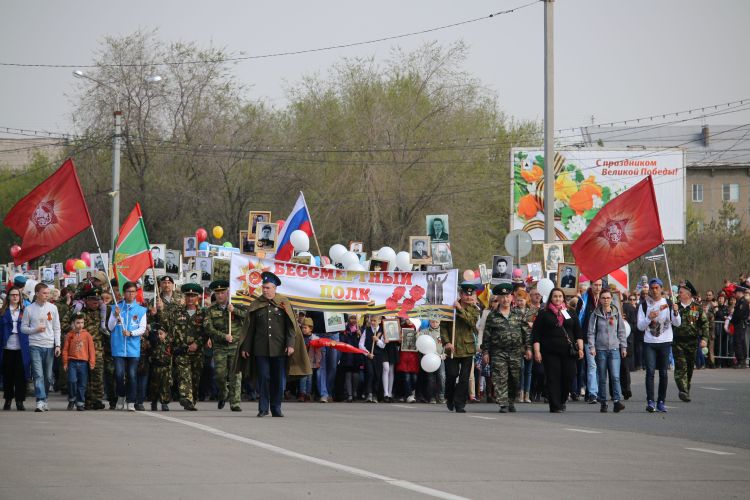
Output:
top-left (0, 267), bottom-right (746, 416)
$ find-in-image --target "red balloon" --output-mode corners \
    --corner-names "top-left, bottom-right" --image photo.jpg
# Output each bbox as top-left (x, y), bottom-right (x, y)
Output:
top-left (80, 251), bottom-right (92, 266)
top-left (474, 269), bottom-right (480, 279)
top-left (9, 245), bottom-right (21, 258)
top-left (196, 228), bottom-right (208, 243)
top-left (276, 219), bottom-right (285, 231)
top-left (65, 258), bottom-right (77, 273)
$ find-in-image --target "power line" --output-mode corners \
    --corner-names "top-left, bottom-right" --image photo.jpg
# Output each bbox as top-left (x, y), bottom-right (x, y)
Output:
top-left (0, 2), bottom-right (540, 69)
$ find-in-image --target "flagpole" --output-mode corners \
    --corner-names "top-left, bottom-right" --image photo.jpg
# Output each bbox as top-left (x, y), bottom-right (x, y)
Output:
top-left (300, 192), bottom-right (323, 259)
top-left (89, 225), bottom-right (121, 325)
top-left (662, 245), bottom-right (674, 298)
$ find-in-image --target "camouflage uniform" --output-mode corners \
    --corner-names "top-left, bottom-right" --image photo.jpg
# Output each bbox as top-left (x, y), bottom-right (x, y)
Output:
top-left (204, 303), bottom-right (247, 408)
top-left (673, 301), bottom-right (709, 399)
top-left (65, 305), bottom-right (106, 408)
top-left (480, 307), bottom-right (530, 408)
top-left (164, 306), bottom-right (206, 406)
top-left (148, 325), bottom-right (173, 405)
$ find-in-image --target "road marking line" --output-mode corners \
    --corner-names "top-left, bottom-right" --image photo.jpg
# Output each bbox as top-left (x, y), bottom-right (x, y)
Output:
top-left (469, 416), bottom-right (496, 420)
top-left (391, 404), bottom-right (416, 409)
top-left (698, 386), bottom-right (727, 391)
top-left (685, 447), bottom-right (735, 456)
top-left (565, 428), bottom-right (602, 434)
top-left (140, 412), bottom-right (467, 500)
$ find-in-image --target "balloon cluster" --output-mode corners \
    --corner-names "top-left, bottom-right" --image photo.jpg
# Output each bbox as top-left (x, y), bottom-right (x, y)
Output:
top-left (326, 244), bottom-right (413, 272)
top-left (416, 335), bottom-right (441, 373)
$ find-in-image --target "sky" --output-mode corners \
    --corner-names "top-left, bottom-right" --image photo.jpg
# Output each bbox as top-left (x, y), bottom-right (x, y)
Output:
top-left (1, 0), bottom-right (749, 137)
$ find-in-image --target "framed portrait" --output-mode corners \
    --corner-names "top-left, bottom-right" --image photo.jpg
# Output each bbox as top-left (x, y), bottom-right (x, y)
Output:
top-left (291, 255), bottom-right (312, 265)
top-left (556, 262), bottom-right (579, 295)
top-left (165, 249), bottom-right (182, 276)
top-left (527, 262), bottom-right (543, 281)
top-left (349, 241), bottom-right (364, 253)
top-left (369, 258), bottom-right (389, 272)
top-left (185, 270), bottom-right (201, 285)
top-left (0, 265), bottom-right (6, 284)
top-left (51, 263), bottom-right (64, 279)
top-left (254, 222), bottom-right (278, 252)
top-left (90, 252), bottom-right (108, 274)
top-left (409, 236), bottom-right (431, 265)
top-left (248, 211), bottom-right (272, 237)
top-left (184, 236), bottom-right (198, 258)
top-left (23, 270), bottom-right (39, 282)
top-left (63, 276), bottom-right (78, 287)
top-left (611, 290), bottom-right (622, 313)
top-left (426, 264), bottom-right (443, 272)
top-left (40, 267), bottom-right (55, 285)
top-left (240, 230), bottom-right (255, 254)
top-left (195, 257), bottom-right (213, 285)
top-left (426, 214), bottom-right (449, 243)
top-left (142, 269), bottom-right (157, 293)
top-left (212, 258), bottom-right (230, 281)
top-left (76, 268), bottom-right (95, 283)
top-left (547, 271), bottom-right (558, 284)
top-left (400, 328), bottom-right (417, 352)
top-left (478, 263), bottom-right (491, 284)
top-left (383, 318), bottom-right (401, 342)
top-left (217, 248), bottom-right (239, 259)
top-left (543, 243), bottom-right (564, 274)
top-left (513, 265), bottom-right (528, 280)
top-left (150, 244), bottom-right (166, 272)
top-left (491, 255), bottom-right (513, 284)
top-left (323, 312), bottom-right (346, 333)
top-left (431, 242), bottom-right (453, 268)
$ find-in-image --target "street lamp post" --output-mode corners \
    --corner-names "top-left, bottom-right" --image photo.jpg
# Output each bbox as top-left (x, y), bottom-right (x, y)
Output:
top-left (73, 70), bottom-right (162, 252)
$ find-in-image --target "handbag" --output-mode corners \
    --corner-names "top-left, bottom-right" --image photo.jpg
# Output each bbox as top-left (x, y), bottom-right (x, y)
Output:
top-left (561, 323), bottom-right (578, 358)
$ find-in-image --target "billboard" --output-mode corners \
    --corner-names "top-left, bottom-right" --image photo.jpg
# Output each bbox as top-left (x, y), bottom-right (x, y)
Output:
top-left (510, 149), bottom-right (685, 242)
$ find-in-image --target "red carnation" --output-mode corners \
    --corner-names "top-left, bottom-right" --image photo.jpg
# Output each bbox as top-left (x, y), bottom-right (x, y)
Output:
top-left (401, 297), bottom-right (415, 310)
top-left (385, 297), bottom-right (399, 310)
top-left (408, 285), bottom-right (425, 302)
top-left (391, 286), bottom-right (407, 301)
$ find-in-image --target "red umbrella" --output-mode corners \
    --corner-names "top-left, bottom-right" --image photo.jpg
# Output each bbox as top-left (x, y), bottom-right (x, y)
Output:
top-left (310, 338), bottom-right (368, 354)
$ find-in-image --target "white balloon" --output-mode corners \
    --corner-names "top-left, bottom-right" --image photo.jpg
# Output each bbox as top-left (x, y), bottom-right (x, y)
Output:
top-left (329, 244), bottom-right (347, 263)
top-left (420, 352), bottom-right (442, 373)
top-left (23, 279), bottom-right (39, 301)
top-left (290, 230), bottom-right (310, 252)
top-left (297, 251), bottom-right (313, 257)
top-left (378, 246), bottom-right (396, 263)
top-left (416, 334), bottom-right (437, 354)
top-left (395, 251), bottom-right (411, 271)
top-left (537, 278), bottom-right (555, 300)
top-left (341, 251), bottom-right (360, 269)
top-left (323, 264), bottom-right (336, 269)
top-left (349, 263), bottom-right (366, 272)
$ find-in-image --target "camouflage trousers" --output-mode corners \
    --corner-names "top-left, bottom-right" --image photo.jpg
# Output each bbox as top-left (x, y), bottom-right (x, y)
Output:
top-left (86, 350), bottom-right (104, 404)
top-left (176, 354), bottom-right (203, 404)
top-left (673, 340), bottom-right (695, 395)
top-left (213, 346), bottom-right (241, 407)
top-left (149, 363), bottom-right (172, 404)
top-left (490, 350), bottom-right (522, 407)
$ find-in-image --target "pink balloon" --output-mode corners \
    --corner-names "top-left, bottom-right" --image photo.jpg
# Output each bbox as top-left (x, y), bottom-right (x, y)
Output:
top-left (196, 228), bottom-right (208, 243)
top-left (80, 251), bottom-right (91, 266)
top-left (9, 245), bottom-right (21, 258)
top-left (276, 219), bottom-right (285, 231)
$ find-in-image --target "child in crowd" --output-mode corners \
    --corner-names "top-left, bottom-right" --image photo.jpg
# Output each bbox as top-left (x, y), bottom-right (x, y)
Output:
top-left (62, 313), bottom-right (96, 411)
top-left (298, 318), bottom-right (319, 402)
top-left (395, 318), bottom-right (419, 402)
top-left (360, 314), bottom-right (384, 402)
top-left (417, 314), bottom-right (445, 404)
top-left (340, 314), bottom-right (363, 402)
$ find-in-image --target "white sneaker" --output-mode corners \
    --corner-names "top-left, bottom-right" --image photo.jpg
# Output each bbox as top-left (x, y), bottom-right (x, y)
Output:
top-left (116, 397), bottom-right (125, 410)
top-left (406, 395), bottom-right (416, 403)
top-left (43, 401), bottom-right (49, 411)
top-left (35, 401), bottom-right (45, 412)
top-left (127, 403), bottom-right (135, 412)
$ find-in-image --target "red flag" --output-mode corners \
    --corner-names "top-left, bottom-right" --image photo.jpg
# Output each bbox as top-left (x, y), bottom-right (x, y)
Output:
top-left (3, 158), bottom-right (92, 264)
top-left (309, 338), bottom-right (369, 355)
top-left (571, 176), bottom-right (663, 281)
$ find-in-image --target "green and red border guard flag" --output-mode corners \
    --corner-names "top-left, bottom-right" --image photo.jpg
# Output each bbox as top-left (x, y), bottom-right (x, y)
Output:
top-left (572, 175), bottom-right (664, 282)
top-left (113, 203), bottom-right (153, 292)
top-left (3, 158), bottom-right (92, 265)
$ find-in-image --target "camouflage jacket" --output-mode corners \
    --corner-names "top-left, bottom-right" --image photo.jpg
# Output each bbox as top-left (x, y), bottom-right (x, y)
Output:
top-left (440, 305), bottom-right (480, 358)
top-left (480, 307), bottom-right (530, 354)
top-left (164, 306), bottom-right (206, 355)
top-left (203, 303), bottom-right (248, 349)
top-left (673, 301), bottom-right (709, 344)
top-left (64, 306), bottom-right (106, 351)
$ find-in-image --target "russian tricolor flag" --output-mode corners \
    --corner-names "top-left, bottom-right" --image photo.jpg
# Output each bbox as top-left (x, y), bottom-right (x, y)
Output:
top-left (275, 192), bottom-right (314, 261)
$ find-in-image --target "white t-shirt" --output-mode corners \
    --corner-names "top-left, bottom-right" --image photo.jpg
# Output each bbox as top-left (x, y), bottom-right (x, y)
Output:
top-left (637, 296), bottom-right (681, 344)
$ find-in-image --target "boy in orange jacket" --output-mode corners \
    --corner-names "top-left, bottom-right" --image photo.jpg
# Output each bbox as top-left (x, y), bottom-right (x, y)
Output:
top-left (62, 313), bottom-right (96, 411)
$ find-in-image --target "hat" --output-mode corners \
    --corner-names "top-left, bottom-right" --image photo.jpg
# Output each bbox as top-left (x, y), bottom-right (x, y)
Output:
top-left (12, 275), bottom-right (27, 287)
top-left (181, 283), bottom-right (203, 295)
top-left (302, 318), bottom-right (314, 328)
top-left (649, 278), bottom-right (663, 287)
top-left (734, 285), bottom-right (747, 293)
top-left (458, 281), bottom-right (478, 294)
top-left (492, 282), bottom-right (513, 296)
top-left (678, 280), bottom-right (697, 297)
top-left (261, 272), bottom-right (282, 287)
top-left (93, 271), bottom-right (108, 284)
top-left (82, 288), bottom-right (102, 300)
top-left (159, 275), bottom-right (174, 284)
top-left (209, 280), bottom-right (229, 292)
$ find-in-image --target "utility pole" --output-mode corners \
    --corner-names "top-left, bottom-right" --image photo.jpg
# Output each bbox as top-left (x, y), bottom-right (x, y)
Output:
top-left (543, 0), bottom-right (555, 244)
top-left (111, 109), bottom-right (122, 252)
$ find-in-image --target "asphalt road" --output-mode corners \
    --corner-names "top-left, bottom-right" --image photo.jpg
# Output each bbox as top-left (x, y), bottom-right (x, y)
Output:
top-left (1, 368), bottom-right (748, 500)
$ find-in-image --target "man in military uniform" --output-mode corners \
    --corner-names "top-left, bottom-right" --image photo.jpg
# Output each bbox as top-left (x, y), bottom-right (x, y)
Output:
top-left (164, 283), bottom-right (207, 410)
top-left (440, 281), bottom-right (480, 413)
top-left (204, 280), bottom-right (247, 411)
top-left (158, 275), bottom-right (183, 310)
top-left (672, 281), bottom-right (709, 401)
top-left (237, 272), bottom-right (310, 417)
top-left (149, 293), bottom-right (178, 411)
top-left (481, 283), bottom-right (531, 413)
top-left (64, 288), bottom-right (107, 410)
top-left (731, 286), bottom-right (749, 368)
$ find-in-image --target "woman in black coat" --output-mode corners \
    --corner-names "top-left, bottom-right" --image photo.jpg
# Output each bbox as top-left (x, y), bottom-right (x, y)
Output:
top-left (532, 288), bottom-right (584, 413)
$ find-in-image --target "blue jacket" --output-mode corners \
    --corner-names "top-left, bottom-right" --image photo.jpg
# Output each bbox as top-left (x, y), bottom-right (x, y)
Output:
top-left (108, 301), bottom-right (147, 358)
top-left (0, 306), bottom-right (31, 380)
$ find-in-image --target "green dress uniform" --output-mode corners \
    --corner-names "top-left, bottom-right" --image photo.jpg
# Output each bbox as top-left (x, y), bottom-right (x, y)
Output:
top-left (203, 300), bottom-right (247, 411)
top-left (481, 306), bottom-right (530, 410)
top-left (165, 304), bottom-right (206, 409)
top-left (673, 299), bottom-right (709, 401)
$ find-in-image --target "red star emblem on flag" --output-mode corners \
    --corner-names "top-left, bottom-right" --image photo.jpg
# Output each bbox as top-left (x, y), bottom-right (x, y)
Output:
top-left (30, 199), bottom-right (59, 232)
top-left (598, 219), bottom-right (629, 248)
